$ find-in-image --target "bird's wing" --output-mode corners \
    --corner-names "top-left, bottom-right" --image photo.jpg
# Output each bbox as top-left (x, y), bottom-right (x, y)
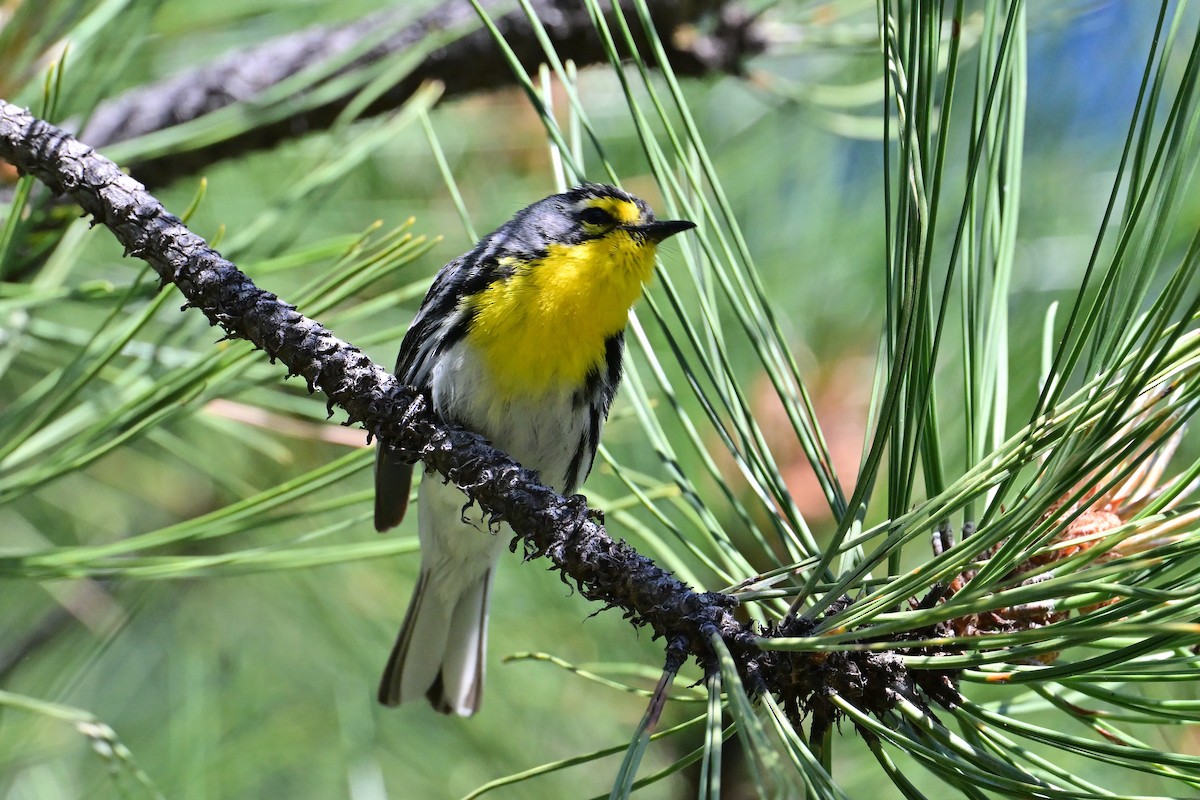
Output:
top-left (374, 249), bottom-right (502, 531)
top-left (374, 449), bottom-right (413, 532)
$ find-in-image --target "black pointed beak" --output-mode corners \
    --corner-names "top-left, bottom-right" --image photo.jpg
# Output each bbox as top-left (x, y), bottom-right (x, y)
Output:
top-left (635, 219), bottom-right (696, 243)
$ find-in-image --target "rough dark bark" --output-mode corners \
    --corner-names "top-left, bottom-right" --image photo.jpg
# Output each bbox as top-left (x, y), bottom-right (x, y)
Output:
top-left (79, 0), bottom-right (767, 189)
top-left (3, 99), bottom-right (753, 665)
top-left (0, 103), bottom-right (960, 735)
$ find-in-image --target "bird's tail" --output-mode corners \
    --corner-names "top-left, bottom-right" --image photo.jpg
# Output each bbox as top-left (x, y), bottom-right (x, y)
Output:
top-left (378, 472), bottom-right (503, 715)
top-left (372, 566), bottom-right (489, 714)
top-left (377, 560), bottom-right (494, 716)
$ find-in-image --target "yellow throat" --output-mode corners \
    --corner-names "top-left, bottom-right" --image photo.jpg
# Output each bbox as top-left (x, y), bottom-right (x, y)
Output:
top-left (465, 232), bottom-right (657, 399)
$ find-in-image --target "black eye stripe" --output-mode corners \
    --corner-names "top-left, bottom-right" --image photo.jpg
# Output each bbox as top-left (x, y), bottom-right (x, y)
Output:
top-left (579, 206), bottom-right (614, 226)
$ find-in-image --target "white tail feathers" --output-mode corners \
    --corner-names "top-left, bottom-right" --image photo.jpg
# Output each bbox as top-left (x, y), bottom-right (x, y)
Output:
top-left (377, 567), bottom-right (493, 715)
top-left (378, 476), bottom-right (503, 716)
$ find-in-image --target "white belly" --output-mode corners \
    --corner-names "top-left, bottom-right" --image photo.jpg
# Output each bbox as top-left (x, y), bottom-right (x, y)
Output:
top-left (429, 340), bottom-right (591, 493)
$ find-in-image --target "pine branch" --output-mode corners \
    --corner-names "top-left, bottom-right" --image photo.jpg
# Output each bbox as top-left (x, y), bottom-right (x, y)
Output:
top-left (0, 102), bottom-right (959, 732)
top-left (79, 0), bottom-right (766, 189)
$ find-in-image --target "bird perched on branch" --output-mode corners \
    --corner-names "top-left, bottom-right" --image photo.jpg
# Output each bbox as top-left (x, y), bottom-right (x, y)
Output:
top-left (374, 183), bottom-right (695, 715)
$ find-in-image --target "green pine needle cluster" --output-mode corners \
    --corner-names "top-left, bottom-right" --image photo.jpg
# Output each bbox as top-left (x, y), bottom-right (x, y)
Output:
top-left (0, 1), bottom-right (1197, 798)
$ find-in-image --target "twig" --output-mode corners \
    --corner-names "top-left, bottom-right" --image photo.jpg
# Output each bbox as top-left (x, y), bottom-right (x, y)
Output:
top-left (1, 100), bottom-right (750, 662)
top-left (79, 0), bottom-right (766, 188)
top-left (0, 103), bottom-right (960, 734)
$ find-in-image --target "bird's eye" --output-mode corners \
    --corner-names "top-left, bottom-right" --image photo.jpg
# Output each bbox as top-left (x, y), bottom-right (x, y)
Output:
top-left (579, 206), bottom-right (614, 228)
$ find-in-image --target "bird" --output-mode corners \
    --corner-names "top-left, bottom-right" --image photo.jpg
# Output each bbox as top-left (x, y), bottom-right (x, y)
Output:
top-left (374, 183), bottom-right (695, 715)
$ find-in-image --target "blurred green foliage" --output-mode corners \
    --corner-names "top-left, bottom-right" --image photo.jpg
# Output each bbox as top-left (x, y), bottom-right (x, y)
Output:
top-left (1, 1), bottom-right (1198, 799)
